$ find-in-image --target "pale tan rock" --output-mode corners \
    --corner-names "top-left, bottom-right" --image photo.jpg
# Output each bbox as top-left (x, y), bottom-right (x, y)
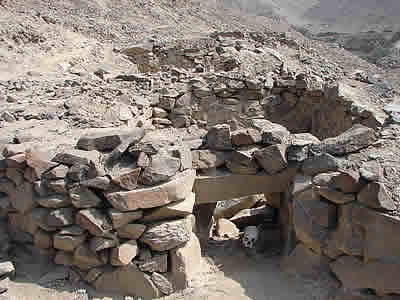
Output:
top-left (142, 192), bottom-right (195, 222)
top-left (169, 233), bottom-right (201, 290)
top-left (108, 209), bottom-right (143, 229)
top-left (110, 240), bottom-right (139, 266)
top-left (106, 169), bottom-right (195, 211)
top-left (94, 264), bottom-right (160, 298)
top-left (216, 218), bottom-right (239, 238)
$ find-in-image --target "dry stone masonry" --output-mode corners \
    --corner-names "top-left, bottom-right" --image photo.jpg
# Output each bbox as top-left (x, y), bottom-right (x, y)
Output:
top-left (193, 120), bottom-right (400, 299)
top-left (0, 31), bottom-right (399, 299)
top-left (0, 128), bottom-right (201, 298)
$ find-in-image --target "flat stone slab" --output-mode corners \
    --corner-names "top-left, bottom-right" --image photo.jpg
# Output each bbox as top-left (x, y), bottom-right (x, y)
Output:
top-left (193, 167), bottom-right (297, 204)
top-left (106, 170), bottom-right (195, 211)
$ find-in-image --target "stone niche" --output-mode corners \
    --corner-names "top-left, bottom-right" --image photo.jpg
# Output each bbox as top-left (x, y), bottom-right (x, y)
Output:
top-left (192, 120), bottom-right (400, 298)
top-left (0, 128), bottom-right (201, 298)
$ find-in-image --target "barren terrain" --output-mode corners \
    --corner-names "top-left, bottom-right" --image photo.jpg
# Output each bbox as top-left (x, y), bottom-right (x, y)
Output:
top-left (0, 0), bottom-right (399, 299)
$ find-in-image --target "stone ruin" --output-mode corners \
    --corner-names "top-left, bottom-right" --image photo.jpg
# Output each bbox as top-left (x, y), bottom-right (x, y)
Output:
top-left (0, 34), bottom-right (399, 299)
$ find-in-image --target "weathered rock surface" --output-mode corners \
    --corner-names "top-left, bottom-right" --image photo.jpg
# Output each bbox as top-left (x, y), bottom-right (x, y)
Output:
top-left (357, 182), bottom-right (395, 211)
top-left (254, 144), bottom-right (288, 175)
top-left (54, 233), bottom-right (86, 252)
top-left (75, 209), bottom-right (112, 237)
top-left (313, 125), bottom-right (377, 155)
top-left (216, 218), bottom-right (240, 238)
top-left (151, 272), bottom-right (174, 295)
top-left (108, 209), bottom-right (143, 229)
top-left (140, 154), bottom-right (181, 185)
top-left (206, 124), bottom-right (232, 150)
top-left (110, 240), bottom-right (139, 266)
top-left (170, 233), bottom-right (201, 290)
top-left (140, 219), bottom-right (192, 251)
top-left (73, 244), bottom-right (106, 270)
top-left (94, 264), bottom-right (160, 298)
top-left (330, 256), bottom-right (400, 295)
top-left (117, 223), bottom-right (147, 239)
top-left (142, 192), bottom-right (195, 222)
top-left (191, 150), bottom-right (226, 170)
top-left (106, 169), bottom-right (195, 211)
top-left (138, 253), bottom-right (168, 273)
top-left (69, 186), bottom-right (102, 208)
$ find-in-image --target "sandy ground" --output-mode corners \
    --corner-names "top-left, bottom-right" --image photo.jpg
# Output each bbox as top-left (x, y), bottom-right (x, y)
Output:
top-left (0, 239), bottom-right (339, 300)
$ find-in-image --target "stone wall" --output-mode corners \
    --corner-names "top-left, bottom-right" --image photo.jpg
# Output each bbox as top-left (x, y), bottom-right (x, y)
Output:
top-left (0, 128), bottom-right (201, 298)
top-left (1, 110), bottom-right (399, 298)
top-left (118, 33), bottom-right (387, 140)
top-left (193, 121), bottom-right (400, 298)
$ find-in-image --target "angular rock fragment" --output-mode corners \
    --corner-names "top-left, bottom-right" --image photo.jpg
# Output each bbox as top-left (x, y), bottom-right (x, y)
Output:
top-left (313, 125), bottom-right (377, 155)
top-left (108, 209), bottom-right (143, 229)
top-left (117, 224), bottom-right (147, 239)
top-left (169, 233), bottom-right (201, 290)
top-left (110, 240), bottom-right (139, 266)
top-left (47, 207), bottom-right (75, 227)
top-left (94, 264), bottom-right (160, 298)
top-left (69, 186), bottom-right (103, 208)
top-left (140, 219), bottom-right (192, 251)
top-left (138, 253), bottom-right (168, 273)
top-left (206, 124), bottom-right (232, 150)
top-left (106, 169), bottom-right (195, 211)
top-left (358, 182), bottom-right (395, 211)
top-left (54, 234), bottom-right (86, 252)
top-left (37, 194), bottom-right (71, 208)
top-left (73, 244), bottom-right (106, 270)
top-left (75, 209), bottom-right (112, 237)
top-left (231, 128), bottom-right (262, 146)
top-left (142, 193), bottom-right (195, 222)
top-left (254, 144), bottom-right (288, 175)
top-left (140, 154), bottom-right (181, 185)
top-left (89, 236), bottom-right (117, 252)
top-left (151, 272), bottom-right (174, 295)
top-left (110, 168), bottom-right (140, 190)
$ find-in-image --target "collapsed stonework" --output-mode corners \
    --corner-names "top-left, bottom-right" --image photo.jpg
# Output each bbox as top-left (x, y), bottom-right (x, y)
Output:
top-left (191, 121), bottom-right (400, 298)
top-left (1, 108), bottom-right (400, 298)
top-left (0, 128), bottom-right (202, 298)
top-left (1, 29), bottom-right (399, 299)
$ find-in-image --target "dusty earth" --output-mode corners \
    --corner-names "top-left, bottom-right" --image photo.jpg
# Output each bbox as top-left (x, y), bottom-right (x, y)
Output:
top-left (0, 238), bottom-right (339, 300)
top-left (0, 0), bottom-right (398, 299)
